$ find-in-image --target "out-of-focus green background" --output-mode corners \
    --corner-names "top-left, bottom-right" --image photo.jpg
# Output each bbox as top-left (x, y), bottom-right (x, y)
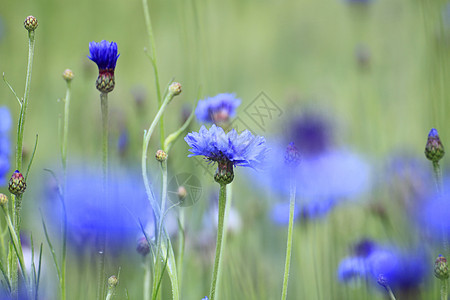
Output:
top-left (0, 0), bottom-right (449, 299)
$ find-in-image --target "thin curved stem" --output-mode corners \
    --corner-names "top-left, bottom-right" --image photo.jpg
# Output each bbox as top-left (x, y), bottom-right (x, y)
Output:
top-left (209, 183), bottom-right (227, 300)
top-left (281, 178), bottom-right (296, 300)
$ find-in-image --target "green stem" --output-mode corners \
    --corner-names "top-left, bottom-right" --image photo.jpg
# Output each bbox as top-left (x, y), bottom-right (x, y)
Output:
top-left (97, 92), bottom-right (109, 300)
top-left (142, 0), bottom-right (164, 147)
top-left (385, 285), bottom-right (397, 300)
top-left (433, 161), bottom-right (443, 194)
top-left (176, 211), bottom-right (185, 294)
top-left (215, 184), bottom-right (232, 296)
top-left (2, 207), bottom-right (28, 290)
top-left (441, 279), bottom-right (448, 300)
top-left (210, 183), bottom-right (227, 300)
top-left (281, 179), bottom-right (296, 300)
top-left (16, 30), bottom-right (36, 171)
top-left (143, 259), bottom-right (151, 300)
top-left (59, 80), bottom-right (71, 300)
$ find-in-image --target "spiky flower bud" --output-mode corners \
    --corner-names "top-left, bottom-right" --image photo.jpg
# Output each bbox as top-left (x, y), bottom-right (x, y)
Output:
top-left (88, 41), bottom-right (119, 94)
top-left (169, 82), bottom-right (182, 96)
top-left (425, 128), bottom-right (445, 163)
top-left (8, 170), bottom-right (26, 196)
top-left (0, 194), bottom-right (8, 207)
top-left (136, 236), bottom-right (150, 257)
top-left (435, 255), bottom-right (449, 280)
top-left (214, 160), bottom-right (234, 185)
top-left (24, 16), bottom-right (38, 32)
top-left (377, 274), bottom-right (388, 288)
top-left (285, 142), bottom-right (301, 167)
top-left (62, 69), bottom-right (74, 82)
top-left (155, 150), bottom-right (167, 162)
top-left (108, 275), bottom-right (118, 288)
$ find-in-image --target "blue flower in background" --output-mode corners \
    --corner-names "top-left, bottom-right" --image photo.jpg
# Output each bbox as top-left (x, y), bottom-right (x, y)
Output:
top-left (44, 165), bottom-right (152, 251)
top-left (0, 107), bottom-right (11, 186)
top-left (337, 240), bottom-right (428, 291)
top-left (88, 40), bottom-right (120, 71)
top-left (185, 124), bottom-right (267, 168)
top-left (195, 93), bottom-right (241, 124)
top-left (271, 202), bottom-right (300, 226)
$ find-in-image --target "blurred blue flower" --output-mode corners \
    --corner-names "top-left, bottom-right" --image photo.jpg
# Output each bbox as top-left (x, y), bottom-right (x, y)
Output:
top-left (44, 165), bottom-right (152, 251)
top-left (298, 150), bottom-right (371, 199)
top-left (337, 241), bottom-right (428, 291)
top-left (286, 111), bottom-right (332, 157)
top-left (416, 180), bottom-right (450, 243)
top-left (88, 40), bottom-right (120, 71)
top-left (195, 93), bottom-right (241, 124)
top-left (0, 107), bottom-right (11, 186)
top-left (117, 129), bottom-right (129, 157)
top-left (184, 124), bottom-right (267, 168)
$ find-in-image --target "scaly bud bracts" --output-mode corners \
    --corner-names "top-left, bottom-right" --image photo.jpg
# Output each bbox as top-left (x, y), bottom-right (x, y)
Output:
top-left (0, 194), bottom-right (8, 207)
top-left (62, 69), bottom-right (74, 82)
top-left (214, 160), bottom-right (234, 185)
top-left (435, 255), bottom-right (449, 280)
top-left (96, 71), bottom-right (115, 94)
top-left (24, 16), bottom-right (38, 32)
top-left (425, 128), bottom-right (445, 163)
top-left (155, 150), bottom-right (167, 162)
top-left (8, 170), bottom-right (26, 196)
top-left (169, 82), bottom-right (182, 96)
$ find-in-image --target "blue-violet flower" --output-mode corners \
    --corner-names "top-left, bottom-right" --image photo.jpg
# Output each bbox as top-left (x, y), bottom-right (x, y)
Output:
top-left (195, 93), bottom-right (241, 124)
top-left (88, 40), bottom-right (120, 93)
top-left (185, 124), bottom-right (267, 184)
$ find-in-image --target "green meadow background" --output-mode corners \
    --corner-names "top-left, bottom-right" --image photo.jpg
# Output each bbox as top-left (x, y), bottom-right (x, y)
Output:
top-left (0, 0), bottom-right (449, 299)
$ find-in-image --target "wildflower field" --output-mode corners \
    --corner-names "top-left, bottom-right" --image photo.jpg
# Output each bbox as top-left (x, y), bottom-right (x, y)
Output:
top-left (0, 0), bottom-right (449, 299)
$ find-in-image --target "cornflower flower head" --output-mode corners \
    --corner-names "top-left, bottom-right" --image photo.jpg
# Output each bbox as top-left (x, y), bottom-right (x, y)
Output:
top-left (337, 240), bottom-right (427, 292)
top-left (88, 40), bottom-right (120, 93)
top-left (44, 165), bottom-right (151, 252)
top-left (0, 107), bottom-right (11, 186)
top-left (185, 124), bottom-right (267, 184)
top-left (195, 93), bottom-right (241, 125)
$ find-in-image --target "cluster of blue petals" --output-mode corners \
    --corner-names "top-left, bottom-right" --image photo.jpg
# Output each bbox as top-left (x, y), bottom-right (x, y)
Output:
top-left (195, 93), bottom-right (241, 124)
top-left (0, 107), bottom-right (11, 186)
top-left (43, 165), bottom-right (152, 251)
top-left (88, 40), bottom-right (120, 70)
top-left (184, 124), bottom-right (267, 168)
top-left (337, 240), bottom-right (427, 291)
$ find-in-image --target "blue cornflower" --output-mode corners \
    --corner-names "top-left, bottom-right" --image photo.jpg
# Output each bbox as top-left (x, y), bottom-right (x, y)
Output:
top-left (88, 40), bottom-right (119, 71)
top-left (0, 107), bottom-right (11, 186)
top-left (185, 125), bottom-right (267, 184)
top-left (337, 241), bottom-right (427, 291)
top-left (195, 93), bottom-right (241, 124)
top-left (88, 40), bottom-right (119, 93)
top-left (43, 165), bottom-right (152, 251)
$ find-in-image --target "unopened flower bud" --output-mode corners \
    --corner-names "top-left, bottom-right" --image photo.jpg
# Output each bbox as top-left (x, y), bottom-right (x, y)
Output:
top-left (425, 128), bottom-right (445, 163)
top-left (8, 170), bottom-right (26, 196)
top-left (214, 160), bottom-right (234, 185)
top-left (62, 69), bottom-right (74, 82)
top-left (177, 186), bottom-right (187, 202)
top-left (24, 16), bottom-right (38, 32)
top-left (435, 254), bottom-right (449, 280)
top-left (136, 236), bottom-right (150, 257)
top-left (285, 142), bottom-right (301, 167)
top-left (169, 82), bottom-right (182, 96)
top-left (0, 194), bottom-right (8, 207)
top-left (155, 150), bottom-right (167, 162)
top-left (108, 275), bottom-right (118, 288)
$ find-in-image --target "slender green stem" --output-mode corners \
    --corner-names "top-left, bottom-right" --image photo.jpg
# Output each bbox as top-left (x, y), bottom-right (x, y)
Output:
top-left (16, 30), bottom-right (36, 171)
top-left (176, 211), bottom-right (185, 293)
top-left (441, 279), bottom-right (448, 300)
top-left (433, 161), bottom-right (443, 194)
top-left (142, 0), bottom-right (164, 147)
top-left (210, 183), bottom-right (227, 300)
top-left (216, 184), bottom-right (232, 296)
top-left (97, 92), bottom-right (109, 300)
top-left (281, 179), bottom-right (296, 300)
top-left (143, 259), bottom-right (151, 300)
top-left (1, 207), bottom-right (28, 289)
top-left (385, 285), bottom-right (397, 300)
top-left (59, 80), bottom-right (71, 300)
